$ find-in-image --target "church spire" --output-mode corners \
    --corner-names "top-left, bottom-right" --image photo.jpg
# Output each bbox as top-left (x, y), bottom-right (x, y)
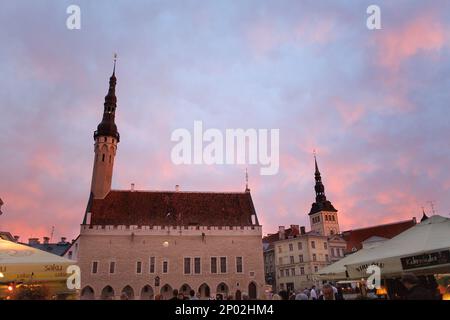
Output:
top-left (245, 167), bottom-right (250, 192)
top-left (309, 152), bottom-right (337, 215)
top-left (94, 55), bottom-right (120, 142)
top-left (314, 153), bottom-right (326, 203)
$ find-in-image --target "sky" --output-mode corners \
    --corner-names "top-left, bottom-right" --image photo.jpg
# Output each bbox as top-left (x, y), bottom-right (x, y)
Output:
top-left (0, 0), bottom-right (449, 242)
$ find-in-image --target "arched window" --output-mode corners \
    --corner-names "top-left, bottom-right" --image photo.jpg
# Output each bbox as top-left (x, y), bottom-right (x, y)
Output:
top-left (81, 286), bottom-right (95, 300)
top-left (248, 282), bottom-right (257, 299)
top-left (101, 285), bottom-right (115, 300)
top-left (140, 285), bottom-right (154, 300)
top-left (102, 154), bottom-right (105, 162)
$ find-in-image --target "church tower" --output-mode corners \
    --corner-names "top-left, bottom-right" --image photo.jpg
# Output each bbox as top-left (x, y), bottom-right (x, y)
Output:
top-left (90, 60), bottom-right (120, 199)
top-left (309, 155), bottom-right (340, 236)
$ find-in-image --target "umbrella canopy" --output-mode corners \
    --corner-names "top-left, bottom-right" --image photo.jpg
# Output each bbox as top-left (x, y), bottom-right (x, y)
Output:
top-left (345, 215), bottom-right (450, 278)
top-left (0, 239), bottom-right (76, 283)
top-left (317, 246), bottom-right (377, 280)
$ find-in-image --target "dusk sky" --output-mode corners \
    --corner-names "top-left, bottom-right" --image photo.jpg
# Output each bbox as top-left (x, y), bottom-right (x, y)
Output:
top-left (0, 0), bottom-right (449, 242)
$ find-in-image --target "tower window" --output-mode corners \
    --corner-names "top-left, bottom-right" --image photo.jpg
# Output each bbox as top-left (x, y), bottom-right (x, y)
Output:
top-left (104, 137), bottom-right (107, 142)
top-left (102, 154), bottom-right (105, 162)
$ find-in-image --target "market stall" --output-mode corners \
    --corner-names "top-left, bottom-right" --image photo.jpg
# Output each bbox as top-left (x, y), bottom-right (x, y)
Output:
top-left (344, 215), bottom-right (450, 279)
top-left (0, 239), bottom-right (78, 299)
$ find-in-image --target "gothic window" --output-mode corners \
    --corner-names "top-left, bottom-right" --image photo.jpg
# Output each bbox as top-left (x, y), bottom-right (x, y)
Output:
top-left (136, 261), bottom-right (142, 274)
top-left (109, 155), bottom-right (112, 163)
top-left (236, 257), bottom-right (243, 273)
top-left (184, 257), bottom-right (191, 274)
top-left (149, 257), bottom-right (155, 273)
top-left (109, 261), bottom-right (116, 274)
top-left (91, 261), bottom-right (98, 274)
top-left (220, 257), bottom-right (227, 273)
top-left (211, 257), bottom-right (217, 274)
top-left (194, 257), bottom-right (201, 274)
top-left (102, 154), bottom-right (105, 162)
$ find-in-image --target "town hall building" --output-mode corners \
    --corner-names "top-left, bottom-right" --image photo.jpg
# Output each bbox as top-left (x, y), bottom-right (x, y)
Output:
top-left (77, 63), bottom-right (264, 300)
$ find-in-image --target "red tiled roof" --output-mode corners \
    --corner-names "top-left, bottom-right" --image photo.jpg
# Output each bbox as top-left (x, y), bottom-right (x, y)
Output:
top-left (90, 190), bottom-right (259, 226)
top-left (342, 218), bottom-right (416, 252)
top-left (263, 226), bottom-right (308, 243)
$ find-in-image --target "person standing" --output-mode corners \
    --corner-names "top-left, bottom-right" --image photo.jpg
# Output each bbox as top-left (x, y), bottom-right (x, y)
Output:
top-left (318, 284), bottom-right (335, 300)
top-left (189, 290), bottom-right (198, 300)
top-left (169, 289), bottom-right (179, 300)
top-left (310, 286), bottom-right (318, 300)
top-left (401, 273), bottom-right (433, 300)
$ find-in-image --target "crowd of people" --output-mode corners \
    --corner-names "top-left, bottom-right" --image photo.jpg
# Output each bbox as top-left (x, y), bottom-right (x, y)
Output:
top-left (270, 283), bottom-right (344, 301)
top-left (119, 273), bottom-right (446, 300)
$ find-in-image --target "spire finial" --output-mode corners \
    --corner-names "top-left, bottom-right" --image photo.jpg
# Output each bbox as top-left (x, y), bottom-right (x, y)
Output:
top-left (313, 149), bottom-right (320, 174)
top-left (245, 167), bottom-right (250, 192)
top-left (113, 53), bottom-right (117, 76)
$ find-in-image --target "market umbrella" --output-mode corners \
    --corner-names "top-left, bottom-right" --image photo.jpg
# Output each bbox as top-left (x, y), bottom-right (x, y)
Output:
top-left (316, 246), bottom-right (376, 280)
top-left (344, 215), bottom-right (450, 279)
top-left (0, 239), bottom-right (76, 283)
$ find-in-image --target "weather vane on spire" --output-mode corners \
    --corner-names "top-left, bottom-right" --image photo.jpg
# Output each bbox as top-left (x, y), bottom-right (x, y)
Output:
top-left (245, 167), bottom-right (249, 192)
top-left (113, 53), bottom-right (118, 74)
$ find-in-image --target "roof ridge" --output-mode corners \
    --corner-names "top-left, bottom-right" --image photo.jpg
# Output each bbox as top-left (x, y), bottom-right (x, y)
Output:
top-left (343, 218), bottom-right (416, 233)
top-left (109, 189), bottom-right (249, 195)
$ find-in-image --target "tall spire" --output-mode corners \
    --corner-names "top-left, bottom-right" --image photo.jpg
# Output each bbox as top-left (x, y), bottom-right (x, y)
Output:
top-left (309, 152), bottom-right (337, 215)
top-left (112, 53), bottom-right (117, 76)
top-left (313, 152), bottom-right (326, 203)
top-left (94, 54), bottom-right (120, 142)
top-left (245, 167), bottom-right (250, 192)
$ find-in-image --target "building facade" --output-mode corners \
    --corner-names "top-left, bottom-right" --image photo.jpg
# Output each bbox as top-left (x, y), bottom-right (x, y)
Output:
top-left (263, 243), bottom-right (276, 290)
top-left (263, 157), bottom-right (347, 293)
top-left (77, 65), bottom-right (264, 300)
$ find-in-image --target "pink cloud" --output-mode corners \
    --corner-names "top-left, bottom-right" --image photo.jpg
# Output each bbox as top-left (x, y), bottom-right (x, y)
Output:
top-left (377, 13), bottom-right (446, 69)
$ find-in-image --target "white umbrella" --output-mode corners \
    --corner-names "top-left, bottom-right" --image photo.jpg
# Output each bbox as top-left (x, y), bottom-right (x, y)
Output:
top-left (317, 247), bottom-right (376, 280)
top-left (0, 239), bottom-right (76, 283)
top-left (345, 215), bottom-right (450, 278)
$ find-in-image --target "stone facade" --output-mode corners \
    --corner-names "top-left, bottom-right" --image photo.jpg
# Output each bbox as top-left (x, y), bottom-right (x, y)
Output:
top-left (90, 136), bottom-right (117, 199)
top-left (79, 225), bottom-right (264, 300)
top-left (273, 231), bottom-right (329, 292)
